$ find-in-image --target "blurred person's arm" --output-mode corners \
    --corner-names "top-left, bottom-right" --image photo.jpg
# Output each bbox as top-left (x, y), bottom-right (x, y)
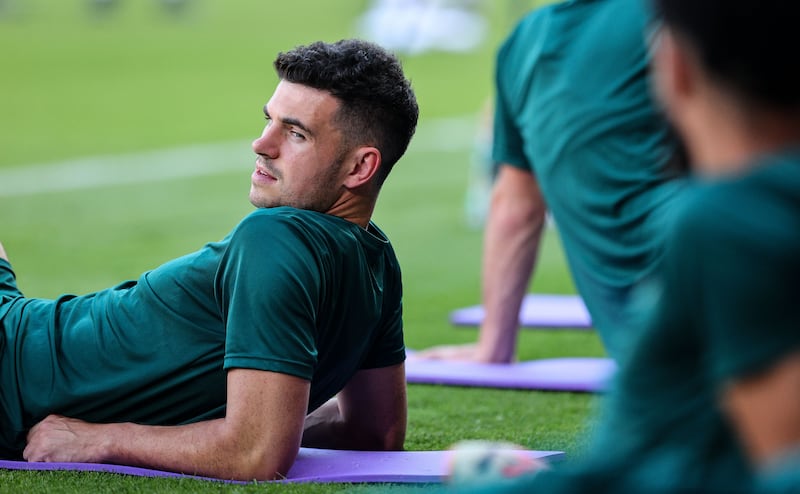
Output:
top-left (724, 351), bottom-right (800, 467)
top-left (302, 363), bottom-right (406, 450)
top-left (24, 368), bottom-right (310, 481)
top-left (416, 165), bottom-right (546, 363)
top-left (475, 165), bottom-right (546, 362)
top-left (0, 242), bottom-right (7, 262)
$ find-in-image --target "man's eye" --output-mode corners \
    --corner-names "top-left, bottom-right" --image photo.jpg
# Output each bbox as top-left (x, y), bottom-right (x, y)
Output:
top-left (264, 116), bottom-right (272, 125)
top-left (290, 130), bottom-right (306, 140)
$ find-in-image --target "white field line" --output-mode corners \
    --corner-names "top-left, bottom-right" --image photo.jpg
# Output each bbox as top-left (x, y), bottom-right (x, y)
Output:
top-left (0, 116), bottom-right (477, 198)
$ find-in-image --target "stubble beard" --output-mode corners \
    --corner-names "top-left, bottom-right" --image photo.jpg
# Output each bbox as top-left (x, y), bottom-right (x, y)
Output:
top-left (250, 153), bottom-right (348, 213)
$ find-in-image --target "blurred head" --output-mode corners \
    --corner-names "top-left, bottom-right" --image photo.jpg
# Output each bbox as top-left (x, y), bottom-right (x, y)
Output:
top-left (273, 39), bottom-right (419, 187)
top-left (654, 0), bottom-right (800, 111)
top-left (651, 0), bottom-right (800, 173)
top-left (250, 40), bottom-right (417, 216)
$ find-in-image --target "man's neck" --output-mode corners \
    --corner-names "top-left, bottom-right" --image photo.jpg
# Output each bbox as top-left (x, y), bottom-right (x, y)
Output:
top-left (689, 100), bottom-right (800, 176)
top-left (325, 193), bottom-right (376, 229)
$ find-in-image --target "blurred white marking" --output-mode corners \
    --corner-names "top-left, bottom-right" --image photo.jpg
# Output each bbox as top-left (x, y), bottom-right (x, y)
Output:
top-left (0, 116), bottom-right (477, 197)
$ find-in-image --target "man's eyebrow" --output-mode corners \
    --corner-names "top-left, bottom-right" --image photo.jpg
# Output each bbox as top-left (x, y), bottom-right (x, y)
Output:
top-left (262, 105), bottom-right (314, 137)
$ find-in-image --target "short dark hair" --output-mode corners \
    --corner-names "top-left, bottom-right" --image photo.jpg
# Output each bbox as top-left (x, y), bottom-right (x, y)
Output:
top-left (274, 39), bottom-right (419, 186)
top-left (654, 0), bottom-right (800, 109)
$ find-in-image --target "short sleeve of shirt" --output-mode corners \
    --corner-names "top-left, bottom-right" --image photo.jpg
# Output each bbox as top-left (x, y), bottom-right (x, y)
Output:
top-left (0, 259), bottom-right (23, 319)
top-left (0, 259), bottom-right (18, 294)
top-left (360, 261), bottom-right (404, 370)
top-left (218, 213), bottom-right (321, 381)
top-left (360, 312), bottom-right (404, 370)
top-left (491, 15), bottom-right (539, 172)
top-left (665, 176), bottom-right (800, 382)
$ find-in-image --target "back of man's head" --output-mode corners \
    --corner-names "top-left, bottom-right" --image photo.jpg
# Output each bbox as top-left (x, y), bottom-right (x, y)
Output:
top-left (655, 0), bottom-right (800, 110)
top-left (274, 39), bottom-right (419, 187)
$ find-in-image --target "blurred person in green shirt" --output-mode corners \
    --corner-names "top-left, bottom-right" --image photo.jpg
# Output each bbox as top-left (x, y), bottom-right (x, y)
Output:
top-left (441, 0), bottom-right (800, 492)
top-left (418, 0), bottom-right (688, 363)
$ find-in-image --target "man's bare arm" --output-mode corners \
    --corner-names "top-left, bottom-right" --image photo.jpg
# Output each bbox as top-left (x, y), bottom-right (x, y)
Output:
top-left (302, 362), bottom-right (406, 451)
top-left (24, 369), bottom-right (311, 481)
top-left (0, 241), bottom-right (8, 262)
top-left (476, 165), bottom-right (546, 362)
top-left (723, 351), bottom-right (800, 467)
top-left (416, 165), bottom-right (546, 363)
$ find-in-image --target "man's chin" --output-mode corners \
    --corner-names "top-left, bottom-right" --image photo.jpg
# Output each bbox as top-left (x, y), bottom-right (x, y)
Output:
top-left (249, 191), bottom-right (277, 209)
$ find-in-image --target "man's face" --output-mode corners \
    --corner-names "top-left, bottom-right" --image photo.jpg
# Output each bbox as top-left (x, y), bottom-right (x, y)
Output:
top-left (250, 81), bottom-right (350, 211)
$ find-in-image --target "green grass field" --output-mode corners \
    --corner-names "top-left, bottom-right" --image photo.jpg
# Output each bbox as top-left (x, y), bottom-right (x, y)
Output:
top-left (0, 1), bottom-right (605, 492)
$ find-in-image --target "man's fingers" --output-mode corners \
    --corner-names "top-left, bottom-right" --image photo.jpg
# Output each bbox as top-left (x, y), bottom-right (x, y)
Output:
top-left (412, 344), bottom-right (479, 361)
top-left (24, 415), bottom-right (69, 461)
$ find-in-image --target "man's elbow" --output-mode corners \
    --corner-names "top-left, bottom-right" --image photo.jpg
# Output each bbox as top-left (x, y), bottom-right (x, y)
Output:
top-left (343, 421), bottom-right (405, 452)
top-left (373, 423), bottom-right (406, 451)
top-left (490, 190), bottom-right (546, 233)
top-left (227, 446), bottom-right (299, 482)
top-left (382, 430), bottom-right (405, 451)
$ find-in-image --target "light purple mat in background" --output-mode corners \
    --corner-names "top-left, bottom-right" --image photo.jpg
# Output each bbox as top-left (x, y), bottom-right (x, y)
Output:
top-left (0, 447), bottom-right (565, 484)
top-left (450, 294), bottom-right (592, 329)
top-left (406, 355), bottom-right (615, 393)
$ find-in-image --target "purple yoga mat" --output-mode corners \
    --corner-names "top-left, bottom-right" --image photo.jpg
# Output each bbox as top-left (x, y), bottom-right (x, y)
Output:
top-left (406, 355), bottom-right (615, 393)
top-left (450, 294), bottom-right (592, 329)
top-left (0, 447), bottom-right (565, 484)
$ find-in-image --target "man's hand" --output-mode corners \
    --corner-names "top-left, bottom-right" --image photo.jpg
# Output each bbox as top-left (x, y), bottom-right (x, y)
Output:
top-left (22, 370), bottom-right (310, 481)
top-left (25, 415), bottom-right (107, 463)
top-left (412, 343), bottom-right (482, 362)
top-left (411, 343), bottom-right (512, 363)
top-left (302, 363), bottom-right (406, 451)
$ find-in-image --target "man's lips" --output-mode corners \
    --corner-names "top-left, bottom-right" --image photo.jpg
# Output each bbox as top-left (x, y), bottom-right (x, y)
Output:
top-left (257, 168), bottom-right (276, 179)
top-left (254, 158), bottom-right (278, 180)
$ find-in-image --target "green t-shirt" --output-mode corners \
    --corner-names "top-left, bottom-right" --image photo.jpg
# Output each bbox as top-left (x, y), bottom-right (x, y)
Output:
top-left (0, 207), bottom-right (405, 457)
top-left (492, 0), bottom-right (686, 357)
top-left (463, 152), bottom-right (800, 494)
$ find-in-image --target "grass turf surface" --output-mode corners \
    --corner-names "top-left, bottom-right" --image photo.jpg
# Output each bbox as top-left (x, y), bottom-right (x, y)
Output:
top-left (0, 0), bottom-right (604, 491)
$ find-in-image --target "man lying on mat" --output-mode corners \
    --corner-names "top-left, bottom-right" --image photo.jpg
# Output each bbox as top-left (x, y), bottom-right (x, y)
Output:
top-left (0, 39), bottom-right (418, 481)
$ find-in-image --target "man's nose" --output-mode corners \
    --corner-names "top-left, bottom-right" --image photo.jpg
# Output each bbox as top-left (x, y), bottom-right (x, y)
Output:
top-left (252, 126), bottom-right (279, 158)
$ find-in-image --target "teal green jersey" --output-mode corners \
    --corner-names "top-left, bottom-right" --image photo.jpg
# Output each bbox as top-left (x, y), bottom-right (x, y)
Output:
top-left (624, 151), bottom-right (800, 487)
top-left (545, 152), bottom-right (800, 492)
top-left (492, 0), bottom-right (687, 357)
top-left (454, 152), bottom-right (800, 494)
top-left (0, 207), bottom-right (405, 457)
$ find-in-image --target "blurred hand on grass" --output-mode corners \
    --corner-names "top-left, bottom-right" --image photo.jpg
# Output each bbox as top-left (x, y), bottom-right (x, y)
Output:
top-left (412, 343), bottom-right (515, 364)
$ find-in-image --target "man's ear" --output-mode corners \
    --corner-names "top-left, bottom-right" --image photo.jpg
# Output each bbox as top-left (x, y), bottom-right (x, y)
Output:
top-left (343, 147), bottom-right (381, 188)
top-left (653, 28), bottom-right (696, 113)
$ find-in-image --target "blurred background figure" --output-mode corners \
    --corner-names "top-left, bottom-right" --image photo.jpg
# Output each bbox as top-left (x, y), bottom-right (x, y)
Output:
top-left (418, 0), bottom-right (688, 363)
top-left (444, 0), bottom-right (800, 492)
top-left (463, 100), bottom-right (495, 229)
top-left (356, 0), bottom-right (487, 55)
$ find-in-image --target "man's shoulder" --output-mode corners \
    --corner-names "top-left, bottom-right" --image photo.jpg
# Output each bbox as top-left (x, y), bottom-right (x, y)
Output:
top-left (671, 161), bottom-right (800, 260)
top-left (668, 181), bottom-right (740, 251)
top-left (504, 0), bottom-right (651, 48)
